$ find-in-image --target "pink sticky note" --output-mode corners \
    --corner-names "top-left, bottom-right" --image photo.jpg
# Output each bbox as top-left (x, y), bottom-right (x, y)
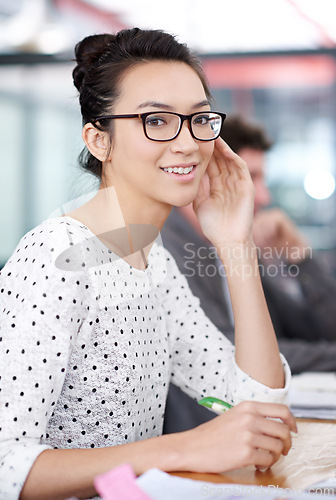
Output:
top-left (94, 463), bottom-right (153, 500)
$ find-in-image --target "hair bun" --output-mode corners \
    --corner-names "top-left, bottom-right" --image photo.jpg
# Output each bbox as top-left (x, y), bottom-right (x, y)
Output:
top-left (72, 34), bottom-right (115, 91)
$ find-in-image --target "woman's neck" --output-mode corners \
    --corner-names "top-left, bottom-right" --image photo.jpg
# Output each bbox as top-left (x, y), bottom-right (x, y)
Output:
top-left (65, 185), bottom-right (171, 270)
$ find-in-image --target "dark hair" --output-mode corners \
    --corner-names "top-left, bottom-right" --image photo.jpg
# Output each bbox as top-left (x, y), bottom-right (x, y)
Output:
top-left (73, 27), bottom-right (211, 179)
top-left (220, 115), bottom-right (273, 154)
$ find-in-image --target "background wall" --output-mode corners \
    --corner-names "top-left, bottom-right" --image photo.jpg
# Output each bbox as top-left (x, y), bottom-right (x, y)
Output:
top-left (1, 0), bottom-right (336, 267)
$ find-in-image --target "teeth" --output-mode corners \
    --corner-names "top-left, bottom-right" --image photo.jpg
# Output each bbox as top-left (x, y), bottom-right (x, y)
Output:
top-left (163, 166), bottom-right (194, 175)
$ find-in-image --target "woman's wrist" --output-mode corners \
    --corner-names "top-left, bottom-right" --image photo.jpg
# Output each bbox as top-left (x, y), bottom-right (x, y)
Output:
top-left (215, 239), bottom-right (259, 279)
top-left (214, 236), bottom-right (255, 254)
top-left (125, 433), bottom-right (188, 475)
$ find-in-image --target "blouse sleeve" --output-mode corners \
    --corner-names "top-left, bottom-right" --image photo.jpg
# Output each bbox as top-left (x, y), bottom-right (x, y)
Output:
top-left (0, 220), bottom-right (89, 499)
top-left (160, 248), bottom-right (291, 407)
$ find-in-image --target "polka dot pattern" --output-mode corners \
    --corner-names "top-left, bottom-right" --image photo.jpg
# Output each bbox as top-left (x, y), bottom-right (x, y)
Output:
top-left (0, 216), bottom-right (290, 498)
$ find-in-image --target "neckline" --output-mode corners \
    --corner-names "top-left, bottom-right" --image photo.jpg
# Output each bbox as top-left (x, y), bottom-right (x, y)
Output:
top-left (57, 216), bottom-right (154, 274)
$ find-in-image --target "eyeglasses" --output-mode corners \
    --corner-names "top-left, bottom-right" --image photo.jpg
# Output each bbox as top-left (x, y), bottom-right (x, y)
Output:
top-left (91, 111), bottom-right (226, 142)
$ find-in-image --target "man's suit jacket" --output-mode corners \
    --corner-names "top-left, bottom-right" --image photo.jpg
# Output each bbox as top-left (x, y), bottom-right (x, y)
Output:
top-left (161, 208), bottom-right (336, 433)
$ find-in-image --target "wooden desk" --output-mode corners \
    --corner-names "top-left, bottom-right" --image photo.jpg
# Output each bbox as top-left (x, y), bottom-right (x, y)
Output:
top-left (172, 420), bottom-right (336, 490)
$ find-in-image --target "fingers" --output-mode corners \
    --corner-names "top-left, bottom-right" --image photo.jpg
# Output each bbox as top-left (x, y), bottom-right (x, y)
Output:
top-left (252, 401), bottom-right (297, 433)
top-left (205, 138), bottom-right (253, 203)
top-left (206, 152), bottom-right (221, 180)
top-left (214, 136), bottom-right (238, 160)
top-left (193, 172), bottom-right (209, 211)
top-left (231, 401), bottom-right (296, 465)
top-left (250, 434), bottom-right (284, 463)
top-left (206, 138), bottom-right (237, 181)
top-left (212, 137), bottom-right (250, 180)
top-left (256, 417), bottom-right (292, 455)
top-left (184, 401), bottom-right (295, 474)
top-left (234, 429), bottom-right (285, 471)
top-left (254, 449), bottom-right (277, 470)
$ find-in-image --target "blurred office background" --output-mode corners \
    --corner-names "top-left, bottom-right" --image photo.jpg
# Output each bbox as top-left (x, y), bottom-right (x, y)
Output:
top-left (1, 0), bottom-right (336, 268)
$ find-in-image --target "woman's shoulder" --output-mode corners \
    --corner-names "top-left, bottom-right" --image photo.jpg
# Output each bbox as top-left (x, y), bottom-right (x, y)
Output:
top-left (38, 215), bottom-right (92, 239)
top-left (44, 216), bottom-right (93, 251)
top-left (3, 217), bottom-right (92, 274)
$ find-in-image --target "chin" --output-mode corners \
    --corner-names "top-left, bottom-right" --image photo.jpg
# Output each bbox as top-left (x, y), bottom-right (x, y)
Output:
top-left (170, 194), bottom-right (196, 208)
top-left (157, 184), bottom-right (199, 209)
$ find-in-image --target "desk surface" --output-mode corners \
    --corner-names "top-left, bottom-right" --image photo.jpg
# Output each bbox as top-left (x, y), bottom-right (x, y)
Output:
top-left (172, 420), bottom-right (336, 490)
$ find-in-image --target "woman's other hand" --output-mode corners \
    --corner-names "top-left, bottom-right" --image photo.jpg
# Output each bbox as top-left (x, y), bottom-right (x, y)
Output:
top-left (178, 401), bottom-right (297, 473)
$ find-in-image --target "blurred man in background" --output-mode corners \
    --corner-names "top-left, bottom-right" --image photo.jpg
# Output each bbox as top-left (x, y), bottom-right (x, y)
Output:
top-left (163, 115), bottom-right (336, 433)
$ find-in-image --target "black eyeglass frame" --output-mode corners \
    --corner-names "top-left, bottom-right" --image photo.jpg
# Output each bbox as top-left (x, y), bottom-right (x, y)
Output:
top-left (91, 111), bottom-right (227, 142)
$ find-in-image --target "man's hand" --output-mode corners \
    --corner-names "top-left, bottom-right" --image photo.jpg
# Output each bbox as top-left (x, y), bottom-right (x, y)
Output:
top-left (253, 208), bottom-right (311, 264)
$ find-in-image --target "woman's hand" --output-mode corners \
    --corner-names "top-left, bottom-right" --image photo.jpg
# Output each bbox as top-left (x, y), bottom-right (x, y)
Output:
top-left (179, 401), bottom-right (297, 473)
top-left (193, 138), bottom-right (255, 248)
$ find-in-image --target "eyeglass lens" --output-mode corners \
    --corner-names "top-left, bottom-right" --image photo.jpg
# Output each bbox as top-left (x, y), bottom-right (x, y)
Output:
top-left (144, 112), bottom-right (222, 141)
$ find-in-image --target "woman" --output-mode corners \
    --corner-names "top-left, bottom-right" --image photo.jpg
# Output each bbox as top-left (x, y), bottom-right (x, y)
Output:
top-left (0, 28), bottom-right (296, 500)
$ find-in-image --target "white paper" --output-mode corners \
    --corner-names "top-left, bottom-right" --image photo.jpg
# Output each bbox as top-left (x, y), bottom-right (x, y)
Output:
top-left (288, 372), bottom-right (336, 419)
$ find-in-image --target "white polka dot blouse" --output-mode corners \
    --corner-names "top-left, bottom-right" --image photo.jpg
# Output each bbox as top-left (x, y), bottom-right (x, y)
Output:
top-left (0, 216), bottom-right (290, 498)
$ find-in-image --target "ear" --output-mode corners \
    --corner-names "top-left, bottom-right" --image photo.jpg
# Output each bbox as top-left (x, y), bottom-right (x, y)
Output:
top-left (82, 123), bottom-right (110, 162)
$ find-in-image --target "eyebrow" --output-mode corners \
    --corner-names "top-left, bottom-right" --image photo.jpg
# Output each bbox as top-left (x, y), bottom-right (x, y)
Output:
top-left (136, 100), bottom-right (211, 110)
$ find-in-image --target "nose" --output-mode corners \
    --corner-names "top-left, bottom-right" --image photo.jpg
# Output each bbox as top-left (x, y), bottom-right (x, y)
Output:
top-left (170, 120), bottom-right (199, 154)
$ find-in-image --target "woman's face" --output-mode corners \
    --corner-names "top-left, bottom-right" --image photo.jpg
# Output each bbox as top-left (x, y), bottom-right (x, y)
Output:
top-left (104, 61), bottom-right (214, 214)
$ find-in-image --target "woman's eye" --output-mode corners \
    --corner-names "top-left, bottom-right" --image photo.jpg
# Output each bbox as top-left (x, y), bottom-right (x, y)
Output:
top-left (193, 115), bottom-right (210, 126)
top-left (145, 116), bottom-right (167, 127)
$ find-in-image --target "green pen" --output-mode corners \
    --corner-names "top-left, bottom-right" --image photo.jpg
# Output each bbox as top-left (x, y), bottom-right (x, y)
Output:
top-left (198, 396), bottom-right (233, 414)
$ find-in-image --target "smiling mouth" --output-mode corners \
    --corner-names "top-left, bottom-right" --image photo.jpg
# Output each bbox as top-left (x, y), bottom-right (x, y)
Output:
top-left (161, 165), bottom-right (195, 175)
